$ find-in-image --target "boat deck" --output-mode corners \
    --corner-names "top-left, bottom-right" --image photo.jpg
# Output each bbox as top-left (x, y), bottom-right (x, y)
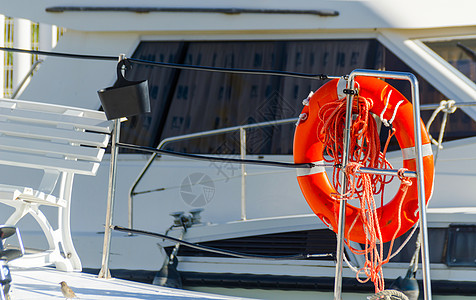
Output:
top-left (10, 267), bottom-right (250, 299)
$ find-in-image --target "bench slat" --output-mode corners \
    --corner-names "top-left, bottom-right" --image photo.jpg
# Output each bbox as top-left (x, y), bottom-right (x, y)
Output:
top-left (0, 136), bottom-right (105, 162)
top-left (0, 98), bottom-right (111, 132)
top-left (0, 122), bottom-right (110, 147)
top-left (0, 107), bottom-right (112, 133)
top-left (0, 150), bottom-right (99, 176)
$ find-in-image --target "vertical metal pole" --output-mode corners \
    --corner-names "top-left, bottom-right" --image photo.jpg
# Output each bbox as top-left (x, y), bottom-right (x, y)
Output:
top-left (98, 54), bottom-right (125, 279)
top-left (335, 69), bottom-right (432, 300)
top-left (409, 74), bottom-right (432, 300)
top-left (128, 193), bottom-right (134, 232)
top-left (240, 127), bottom-right (247, 220)
top-left (98, 118), bottom-right (120, 279)
top-left (334, 77), bottom-right (355, 300)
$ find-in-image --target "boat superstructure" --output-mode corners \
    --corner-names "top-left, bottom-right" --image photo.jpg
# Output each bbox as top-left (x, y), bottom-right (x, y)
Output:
top-left (1, 1), bottom-right (476, 299)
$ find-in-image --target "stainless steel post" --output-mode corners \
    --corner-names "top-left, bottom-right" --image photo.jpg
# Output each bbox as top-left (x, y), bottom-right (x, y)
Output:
top-left (408, 74), bottom-right (432, 300)
top-left (98, 54), bottom-right (125, 279)
top-left (240, 127), bottom-right (247, 220)
top-left (332, 69), bottom-right (432, 300)
top-left (98, 117), bottom-right (120, 279)
top-left (333, 76), bottom-right (355, 300)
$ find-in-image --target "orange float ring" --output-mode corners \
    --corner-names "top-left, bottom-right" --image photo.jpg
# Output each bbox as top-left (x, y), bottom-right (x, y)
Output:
top-left (294, 77), bottom-right (434, 244)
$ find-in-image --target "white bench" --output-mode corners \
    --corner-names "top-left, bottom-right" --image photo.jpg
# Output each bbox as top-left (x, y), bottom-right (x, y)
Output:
top-left (0, 98), bottom-right (112, 271)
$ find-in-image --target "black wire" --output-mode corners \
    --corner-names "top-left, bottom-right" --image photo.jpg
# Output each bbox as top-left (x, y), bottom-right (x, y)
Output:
top-left (117, 142), bottom-right (315, 169)
top-left (114, 225), bottom-right (333, 260)
top-left (0, 47), bottom-right (118, 61)
top-left (127, 57), bottom-right (330, 80)
top-left (0, 47), bottom-right (332, 80)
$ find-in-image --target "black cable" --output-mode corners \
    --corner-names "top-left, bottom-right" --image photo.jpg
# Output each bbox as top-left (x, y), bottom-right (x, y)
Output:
top-left (0, 47), bottom-right (118, 61)
top-left (117, 142), bottom-right (318, 169)
top-left (114, 225), bottom-right (333, 260)
top-left (0, 47), bottom-right (334, 80)
top-left (127, 57), bottom-right (330, 80)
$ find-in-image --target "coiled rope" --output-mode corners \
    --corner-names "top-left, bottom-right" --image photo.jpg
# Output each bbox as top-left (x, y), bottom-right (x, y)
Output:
top-left (316, 85), bottom-right (411, 293)
top-left (367, 289), bottom-right (409, 300)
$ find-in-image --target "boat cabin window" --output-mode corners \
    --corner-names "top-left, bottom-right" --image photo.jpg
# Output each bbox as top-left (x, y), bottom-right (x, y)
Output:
top-left (119, 39), bottom-right (476, 154)
top-left (424, 38), bottom-right (476, 84)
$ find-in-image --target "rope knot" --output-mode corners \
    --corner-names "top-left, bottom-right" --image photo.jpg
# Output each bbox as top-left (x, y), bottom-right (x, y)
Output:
top-left (426, 99), bottom-right (458, 150)
top-left (295, 113), bottom-right (308, 126)
top-left (397, 168), bottom-right (412, 187)
top-left (441, 99), bottom-right (457, 114)
top-left (345, 161), bottom-right (362, 175)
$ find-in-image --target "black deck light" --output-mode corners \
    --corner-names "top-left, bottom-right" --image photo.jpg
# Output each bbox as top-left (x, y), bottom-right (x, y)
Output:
top-left (97, 59), bottom-right (150, 120)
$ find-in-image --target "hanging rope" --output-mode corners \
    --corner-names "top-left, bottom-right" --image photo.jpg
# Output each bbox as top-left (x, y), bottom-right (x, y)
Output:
top-left (317, 89), bottom-right (394, 205)
top-left (425, 100), bottom-right (457, 165)
top-left (316, 86), bottom-right (412, 293)
top-left (342, 165), bottom-right (411, 293)
top-left (426, 100), bottom-right (457, 148)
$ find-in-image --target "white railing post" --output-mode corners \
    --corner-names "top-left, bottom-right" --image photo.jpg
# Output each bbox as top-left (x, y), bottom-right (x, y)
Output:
top-left (0, 15), bottom-right (5, 98)
top-left (13, 18), bottom-right (31, 97)
top-left (39, 23), bottom-right (54, 55)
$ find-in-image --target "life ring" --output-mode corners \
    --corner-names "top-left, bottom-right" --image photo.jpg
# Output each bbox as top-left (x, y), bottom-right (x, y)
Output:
top-left (293, 77), bottom-right (434, 244)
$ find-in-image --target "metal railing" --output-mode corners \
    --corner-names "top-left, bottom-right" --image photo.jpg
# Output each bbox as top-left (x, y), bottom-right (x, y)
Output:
top-left (11, 59), bottom-right (43, 99)
top-left (125, 99), bottom-right (476, 231)
top-left (127, 117), bottom-right (298, 230)
top-left (333, 69), bottom-right (431, 300)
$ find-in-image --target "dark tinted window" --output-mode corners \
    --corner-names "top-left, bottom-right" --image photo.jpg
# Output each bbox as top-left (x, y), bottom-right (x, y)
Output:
top-left (446, 225), bottom-right (476, 267)
top-left (424, 38), bottom-right (476, 83)
top-left (119, 39), bottom-right (472, 154)
top-left (380, 227), bottom-right (447, 264)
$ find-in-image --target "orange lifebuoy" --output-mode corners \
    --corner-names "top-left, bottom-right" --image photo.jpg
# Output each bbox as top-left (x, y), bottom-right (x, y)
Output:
top-left (294, 77), bottom-right (434, 244)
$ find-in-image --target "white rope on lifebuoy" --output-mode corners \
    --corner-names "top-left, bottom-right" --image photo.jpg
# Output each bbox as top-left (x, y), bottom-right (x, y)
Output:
top-left (379, 89), bottom-right (405, 127)
top-left (302, 91), bottom-right (314, 106)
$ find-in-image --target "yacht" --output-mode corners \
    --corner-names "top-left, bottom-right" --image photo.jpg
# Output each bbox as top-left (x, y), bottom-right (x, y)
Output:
top-left (1, 1), bottom-right (476, 299)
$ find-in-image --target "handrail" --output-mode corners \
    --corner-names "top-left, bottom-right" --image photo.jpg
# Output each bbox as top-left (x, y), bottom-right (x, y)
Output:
top-left (11, 59), bottom-right (43, 99)
top-left (127, 117), bottom-right (298, 229)
top-left (420, 101), bottom-right (476, 110)
top-left (125, 100), bottom-right (476, 230)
